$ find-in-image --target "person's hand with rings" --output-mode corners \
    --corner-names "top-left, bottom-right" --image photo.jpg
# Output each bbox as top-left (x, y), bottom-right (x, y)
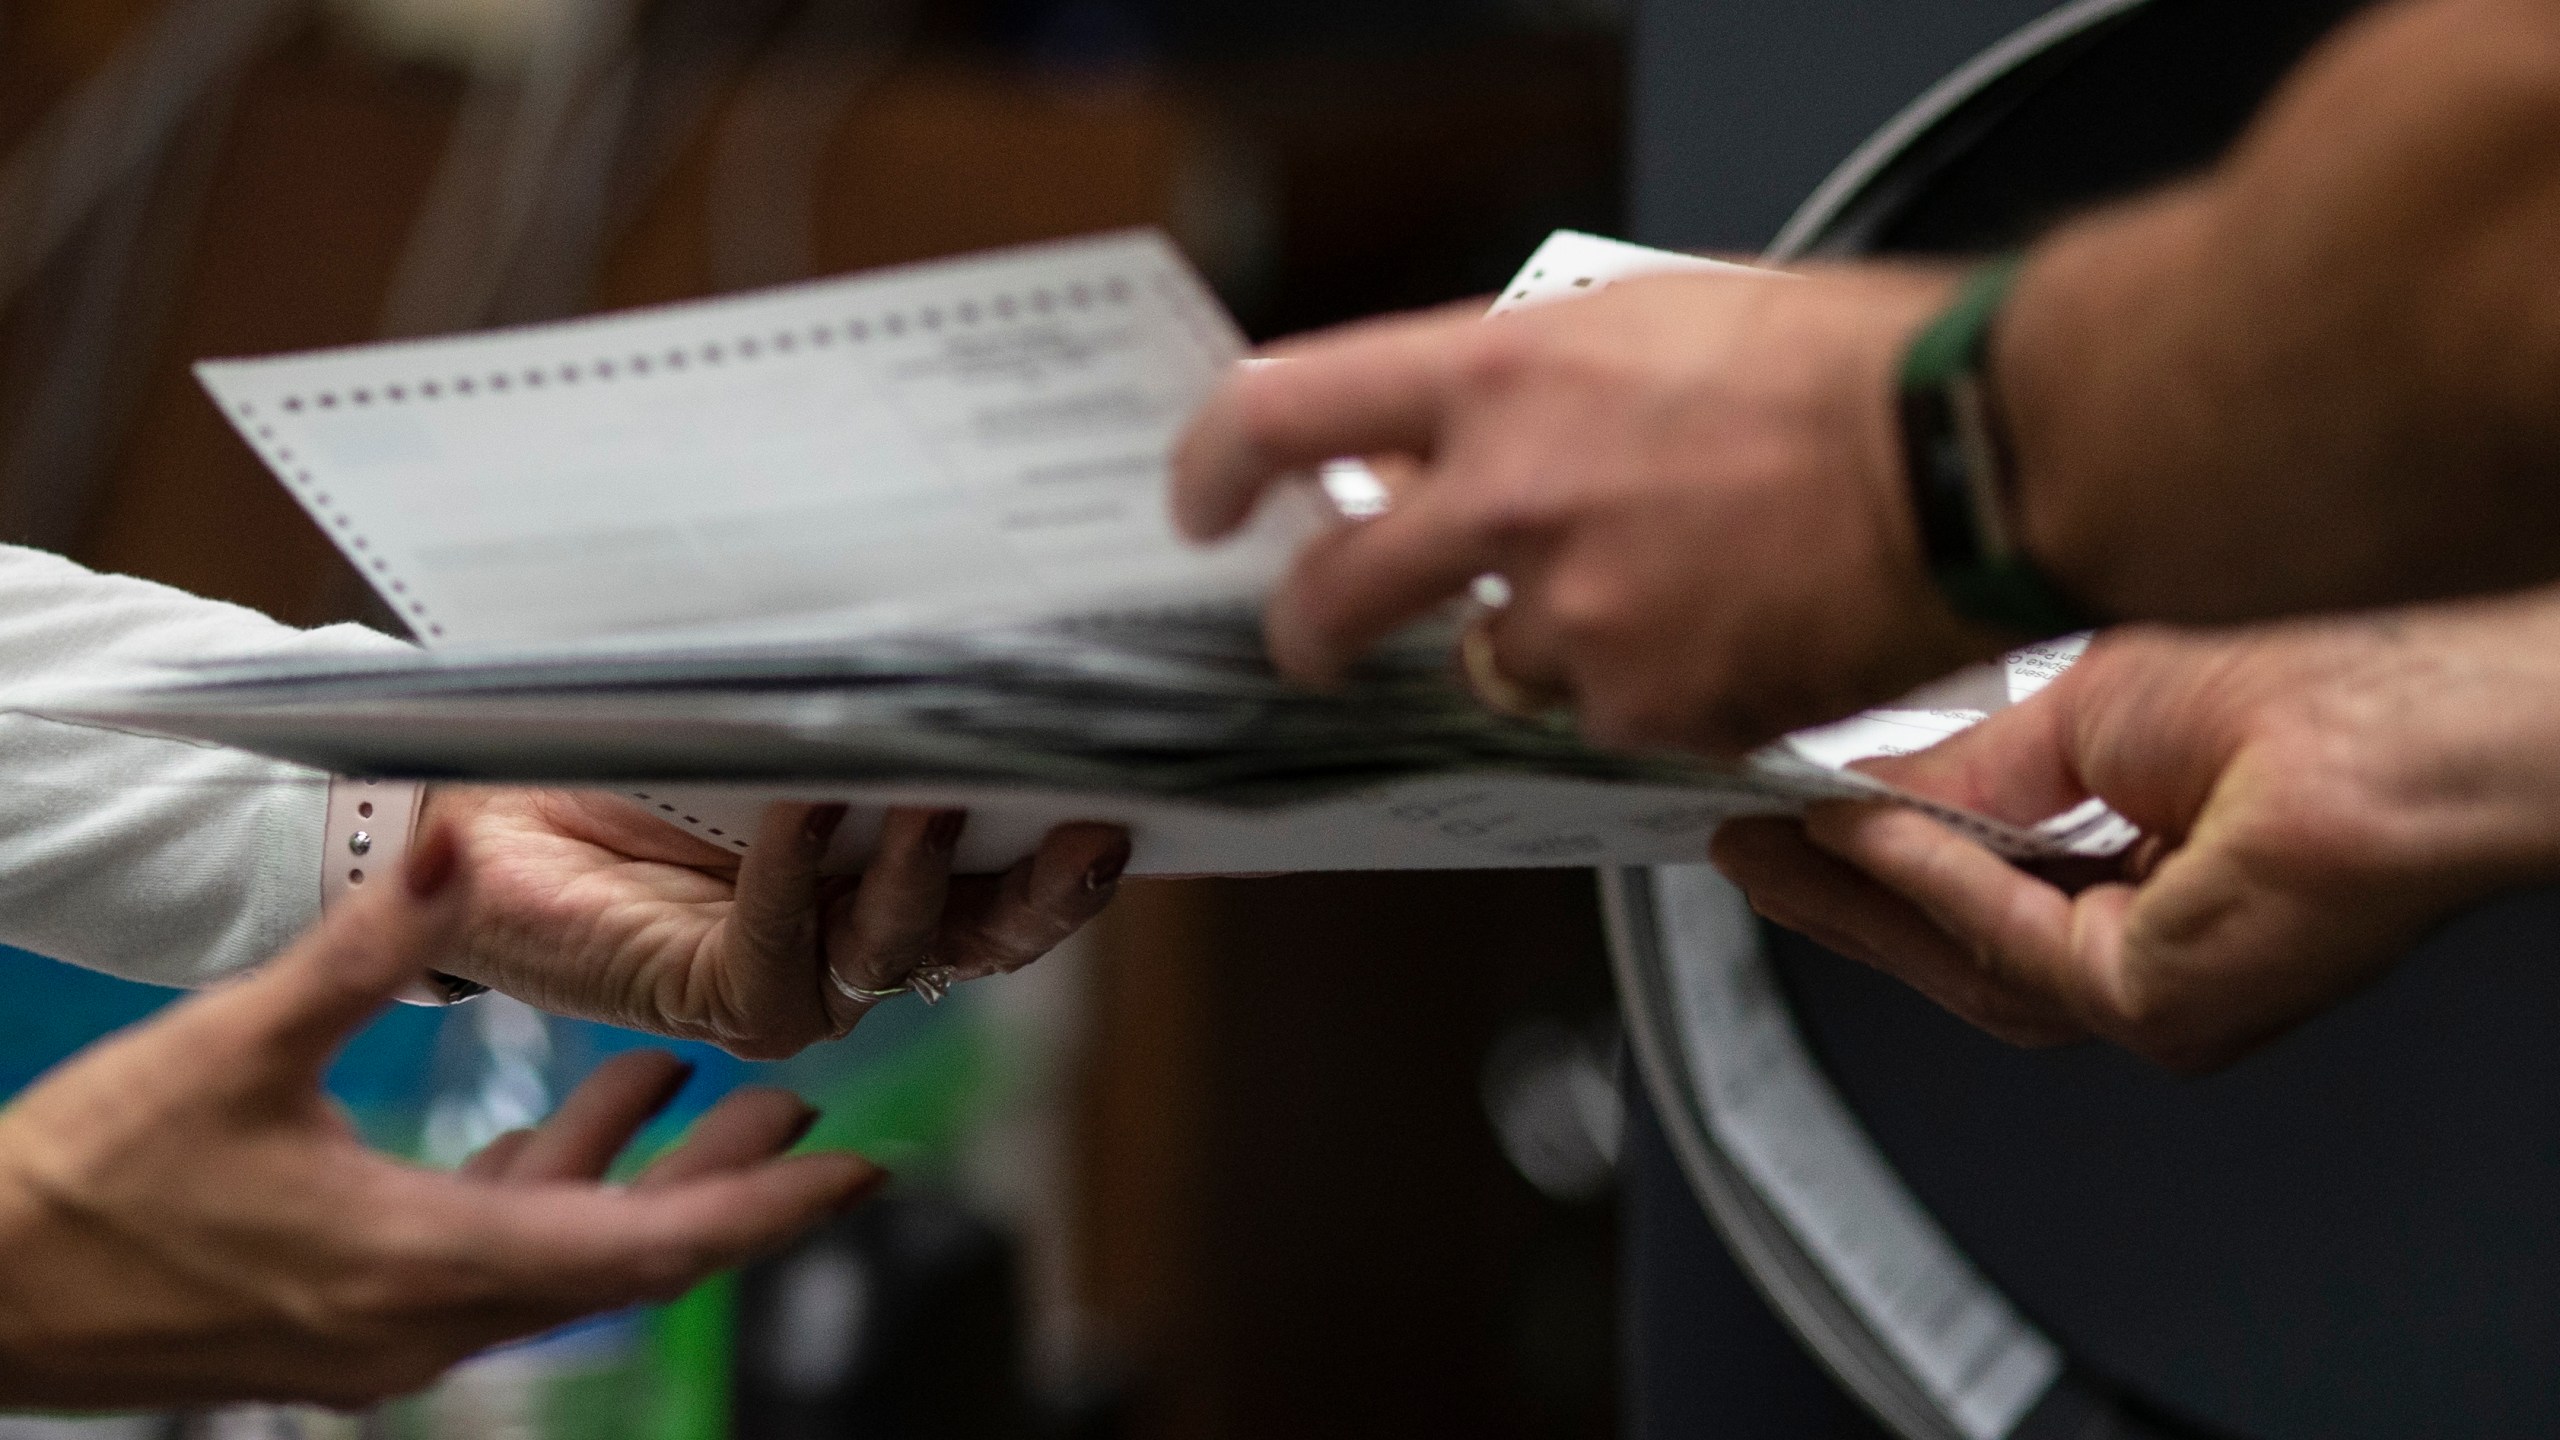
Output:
top-left (418, 791), bottom-right (1130, 1059)
top-left (1169, 267), bottom-right (2009, 756)
top-left (1711, 589), bottom-right (2560, 1071)
top-left (0, 822), bottom-right (879, 1409)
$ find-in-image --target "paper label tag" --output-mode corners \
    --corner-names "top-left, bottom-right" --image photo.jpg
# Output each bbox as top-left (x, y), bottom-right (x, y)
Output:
top-left (1655, 865), bottom-right (2062, 1438)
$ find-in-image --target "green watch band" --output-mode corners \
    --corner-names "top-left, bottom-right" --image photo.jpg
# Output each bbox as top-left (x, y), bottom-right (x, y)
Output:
top-left (1896, 254), bottom-right (2098, 637)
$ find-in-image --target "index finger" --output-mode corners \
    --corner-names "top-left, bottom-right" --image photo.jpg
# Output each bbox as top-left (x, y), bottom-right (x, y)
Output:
top-left (459, 1153), bottom-right (881, 1311)
top-left (1170, 305), bottom-right (1481, 541)
top-left (1804, 802), bottom-right (2126, 1030)
top-left (489, 1050), bottom-right (693, 1183)
top-left (1712, 817), bottom-right (2084, 1047)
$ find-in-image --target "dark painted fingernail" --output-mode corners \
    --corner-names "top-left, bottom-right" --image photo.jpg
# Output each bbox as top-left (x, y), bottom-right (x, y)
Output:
top-left (406, 823), bottom-right (460, 900)
top-left (924, 810), bottom-right (967, 855)
top-left (1084, 840), bottom-right (1132, 893)
top-left (648, 1060), bottom-right (696, 1114)
top-left (803, 803), bottom-right (850, 847)
top-left (784, 1106), bottom-right (820, 1149)
top-left (836, 1165), bottom-right (891, 1213)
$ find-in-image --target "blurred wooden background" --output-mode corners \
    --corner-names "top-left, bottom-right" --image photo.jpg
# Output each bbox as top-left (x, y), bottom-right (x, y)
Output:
top-left (0, 2), bottom-right (1629, 1434)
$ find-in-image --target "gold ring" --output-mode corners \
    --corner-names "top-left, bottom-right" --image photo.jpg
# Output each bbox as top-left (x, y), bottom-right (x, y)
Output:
top-left (1459, 616), bottom-right (1570, 721)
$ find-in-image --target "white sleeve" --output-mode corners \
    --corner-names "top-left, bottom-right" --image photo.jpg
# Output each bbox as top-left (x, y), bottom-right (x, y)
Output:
top-left (0, 545), bottom-right (410, 987)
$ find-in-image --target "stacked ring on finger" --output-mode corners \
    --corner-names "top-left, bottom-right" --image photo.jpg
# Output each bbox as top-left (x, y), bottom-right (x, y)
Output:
top-left (827, 961), bottom-right (966, 1008)
top-left (828, 969), bottom-right (907, 1006)
top-left (1458, 611), bottom-right (1573, 722)
top-left (907, 964), bottom-right (960, 1005)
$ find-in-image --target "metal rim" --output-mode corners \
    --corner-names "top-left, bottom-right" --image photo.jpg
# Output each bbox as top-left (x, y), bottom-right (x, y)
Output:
top-left (1611, 6), bottom-right (2167, 1437)
top-left (1606, 866), bottom-right (1974, 1440)
top-left (1764, 0), bottom-right (2156, 265)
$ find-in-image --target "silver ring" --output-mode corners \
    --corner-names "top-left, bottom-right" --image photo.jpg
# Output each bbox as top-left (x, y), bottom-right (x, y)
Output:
top-left (907, 964), bottom-right (960, 1006)
top-left (827, 968), bottom-right (907, 1005)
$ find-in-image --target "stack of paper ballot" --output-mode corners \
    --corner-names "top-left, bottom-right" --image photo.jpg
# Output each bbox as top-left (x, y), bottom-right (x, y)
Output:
top-left (37, 229), bottom-right (2127, 873)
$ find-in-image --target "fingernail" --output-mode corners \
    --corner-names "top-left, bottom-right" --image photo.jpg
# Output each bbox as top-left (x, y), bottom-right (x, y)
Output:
top-left (1084, 840), bottom-right (1132, 893)
top-left (784, 1106), bottom-right (819, 1149)
top-left (924, 810), bottom-right (967, 855)
top-left (836, 1164), bottom-right (890, 1214)
top-left (803, 803), bottom-right (850, 847)
top-left (649, 1060), bottom-right (696, 1114)
top-left (406, 823), bottom-right (460, 900)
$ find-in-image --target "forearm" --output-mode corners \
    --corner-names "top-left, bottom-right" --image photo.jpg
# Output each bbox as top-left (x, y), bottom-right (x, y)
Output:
top-left (1999, 0), bottom-right (2560, 621)
top-left (2316, 590), bottom-right (2560, 895)
top-left (0, 547), bottom-right (408, 986)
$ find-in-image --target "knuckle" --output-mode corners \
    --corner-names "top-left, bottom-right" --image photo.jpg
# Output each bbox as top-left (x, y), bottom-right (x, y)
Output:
top-left (2222, 769), bottom-right (2399, 884)
top-left (1573, 696), bottom-right (1646, 752)
top-left (843, 921), bottom-right (937, 984)
top-left (705, 1005), bottom-right (824, 1061)
top-left (695, 998), bottom-right (826, 1063)
top-left (312, 1221), bottom-right (493, 1326)
top-left (994, 930), bottom-right (1064, 974)
top-left (345, 1354), bottom-right (452, 1405)
top-left (1475, 483), bottom-right (1568, 544)
top-left (728, 1032), bottom-right (817, 1062)
top-left (2080, 958), bottom-right (2165, 1039)
top-left (1583, 682), bottom-right (1751, 758)
top-left (297, 1376), bottom-right (392, 1411)
top-left (1008, 899), bottom-right (1089, 961)
top-left (313, 1259), bottom-right (447, 1332)
top-left (2081, 969), bottom-right (2232, 1072)
top-left (1455, 323), bottom-right (1542, 394)
top-left (638, 1238), bottom-right (720, 1298)
top-left (1232, 369), bottom-right (1319, 457)
top-left (1576, 690), bottom-right (1681, 754)
top-left (1537, 569), bottom-right (1621, 641)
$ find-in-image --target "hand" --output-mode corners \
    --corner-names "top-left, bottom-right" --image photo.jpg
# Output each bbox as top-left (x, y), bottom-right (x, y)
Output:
top-left (423, 790), bottom-right (1129, 1059)
top-left (1170, 266), bottom-right (2003, 755)
top-left (0, 825), bottom-right (879, 1411)
top-left (1711, 593), bottom-right (2560, 1070)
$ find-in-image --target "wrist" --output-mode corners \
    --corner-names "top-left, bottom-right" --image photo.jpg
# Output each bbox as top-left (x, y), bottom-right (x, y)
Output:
top-left (323, 777), bottom-right (423, 903)
top-left (1895, 254), bottom-right (2101, 639)
top-left (1826, 264), bottom-right (2023, 673)
top-left (2376, 606), bottom-right (2560, 889)
top-left (411, 785), bottom-right (506, 999)
top-left (326, 780), bottom-right (487, 1005)
top-left (1994, 187), bottom-right (2225, 621)
top-left (1843, 263), bottom-right (2017, 617)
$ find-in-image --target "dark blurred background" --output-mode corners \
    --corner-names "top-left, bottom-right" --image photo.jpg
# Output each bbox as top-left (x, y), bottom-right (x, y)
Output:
top-left (0, 1), bottom-right (1633, 1436)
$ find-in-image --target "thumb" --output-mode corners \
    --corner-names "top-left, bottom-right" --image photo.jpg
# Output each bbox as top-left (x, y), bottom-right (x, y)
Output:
top-left (1854, 688), bottom-right (2089, 827)
top-left (216, 822), bottom-right (473, 1080)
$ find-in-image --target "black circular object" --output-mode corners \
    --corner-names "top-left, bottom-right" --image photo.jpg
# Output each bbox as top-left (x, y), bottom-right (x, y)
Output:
top-left (1617, 3), bottom-right (2560, 1439)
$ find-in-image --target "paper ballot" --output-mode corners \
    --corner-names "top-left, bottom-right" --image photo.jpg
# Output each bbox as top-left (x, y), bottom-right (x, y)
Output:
top-left (41, 230), bottom-right (2126, 874)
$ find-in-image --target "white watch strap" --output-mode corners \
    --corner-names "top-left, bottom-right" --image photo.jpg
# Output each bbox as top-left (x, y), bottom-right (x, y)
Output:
top-left (322, 776), bottom-right (424, 908)
top-left (321, 778), bottom-right (473, 1005)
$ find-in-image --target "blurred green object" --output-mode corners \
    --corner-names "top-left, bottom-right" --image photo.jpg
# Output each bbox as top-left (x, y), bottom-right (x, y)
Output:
top-left (784, 995), bottom-right (998, 1168)
top-left (630, 997), bottom-right (1000, 1438)
top-left (649, 1275), bottom-right (738, 1440)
